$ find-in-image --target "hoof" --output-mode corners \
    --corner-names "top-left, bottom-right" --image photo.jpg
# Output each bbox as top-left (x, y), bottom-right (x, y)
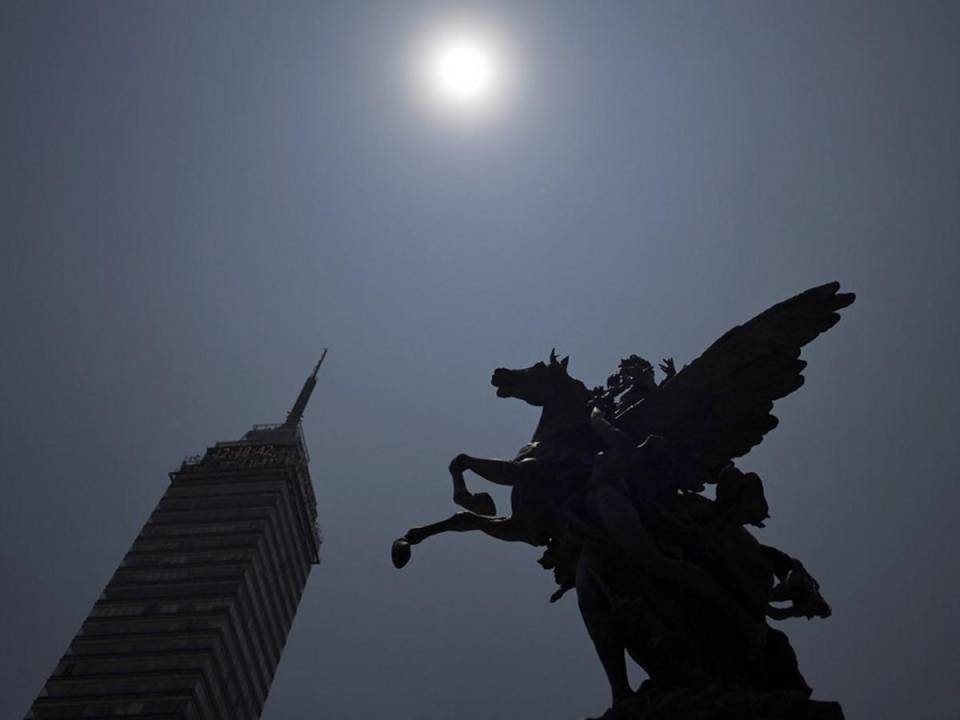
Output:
top-left (391, 539), bottom-right (412, 569)
top-left (454, 491), bottom-right (497, 516)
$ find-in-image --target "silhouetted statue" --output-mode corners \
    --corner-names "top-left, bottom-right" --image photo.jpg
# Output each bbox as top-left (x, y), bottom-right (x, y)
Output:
top-left (393, 282), bottom-right (854, 720)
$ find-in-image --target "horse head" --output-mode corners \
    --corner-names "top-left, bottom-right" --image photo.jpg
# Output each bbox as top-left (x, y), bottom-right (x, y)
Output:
top-left (491, 349), bottom-right (572, 406)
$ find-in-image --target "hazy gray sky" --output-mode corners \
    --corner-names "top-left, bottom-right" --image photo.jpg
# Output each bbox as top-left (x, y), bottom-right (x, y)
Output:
top-left (2, 2), bottom-right (958, 718)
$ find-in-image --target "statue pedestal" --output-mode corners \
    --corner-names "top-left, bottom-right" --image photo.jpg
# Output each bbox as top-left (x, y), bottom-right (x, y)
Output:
top-left (597, 685), bottom-right (843, 720)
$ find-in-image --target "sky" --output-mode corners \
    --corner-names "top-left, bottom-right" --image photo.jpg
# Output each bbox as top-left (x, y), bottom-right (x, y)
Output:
top-left (1, 2), bottom-right (958, 718)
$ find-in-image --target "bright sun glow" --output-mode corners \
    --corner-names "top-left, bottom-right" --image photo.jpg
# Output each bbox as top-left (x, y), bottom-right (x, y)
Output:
top-left (415, 23), bottom-right (511, 122)
top-left (433, 39), bottom-right (495, 104)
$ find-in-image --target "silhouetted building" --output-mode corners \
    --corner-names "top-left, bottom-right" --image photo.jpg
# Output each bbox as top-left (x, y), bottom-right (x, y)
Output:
top-left (26, 356), bottom-right (326, 720)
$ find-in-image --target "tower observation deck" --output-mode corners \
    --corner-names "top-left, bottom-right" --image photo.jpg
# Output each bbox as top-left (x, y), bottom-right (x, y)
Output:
top-left (26, 355), bottom-right (327, 719)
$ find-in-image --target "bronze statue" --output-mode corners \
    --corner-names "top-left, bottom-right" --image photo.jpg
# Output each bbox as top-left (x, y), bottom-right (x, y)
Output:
top-left (393, 282), bottom-right (854, 719)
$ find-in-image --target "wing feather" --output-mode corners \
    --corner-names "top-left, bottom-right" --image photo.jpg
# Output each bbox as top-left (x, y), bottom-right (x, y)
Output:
top-left (615, 282), bottom-right (854, 488)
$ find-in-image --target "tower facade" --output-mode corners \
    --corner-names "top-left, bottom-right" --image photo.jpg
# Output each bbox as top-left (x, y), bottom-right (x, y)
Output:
top-left (26, 357), bottom-right (326, 720)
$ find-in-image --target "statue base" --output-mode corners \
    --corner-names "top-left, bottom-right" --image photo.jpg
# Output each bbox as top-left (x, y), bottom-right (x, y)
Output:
top-left (595, 685), bottom-right (843, 720)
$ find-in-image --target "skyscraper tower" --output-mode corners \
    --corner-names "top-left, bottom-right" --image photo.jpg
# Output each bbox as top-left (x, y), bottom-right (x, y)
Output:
top-left (26, 355), bottom-right (327, 720)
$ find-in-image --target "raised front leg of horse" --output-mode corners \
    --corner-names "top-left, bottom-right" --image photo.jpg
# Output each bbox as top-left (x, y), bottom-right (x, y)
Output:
top-left (448, 454), bottom-right (535, 516)
top-left (392, 513), bottom-right (522, 569)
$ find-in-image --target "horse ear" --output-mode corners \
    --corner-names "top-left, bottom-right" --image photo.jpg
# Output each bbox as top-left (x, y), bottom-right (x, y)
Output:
top-left (550, 348), bottom-right (558, 365)
top-left (560, 355), bottom-right (569, 370)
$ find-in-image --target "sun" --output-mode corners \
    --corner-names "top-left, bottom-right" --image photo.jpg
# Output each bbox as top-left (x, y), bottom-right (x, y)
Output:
top-left (432, 38), bottom-right (495, 104)
top-left (415, 23), bottom-right (510, 121)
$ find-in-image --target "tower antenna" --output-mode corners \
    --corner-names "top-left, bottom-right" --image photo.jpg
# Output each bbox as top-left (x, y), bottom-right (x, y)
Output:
top-left (283, 349), bottom-right (327, 428)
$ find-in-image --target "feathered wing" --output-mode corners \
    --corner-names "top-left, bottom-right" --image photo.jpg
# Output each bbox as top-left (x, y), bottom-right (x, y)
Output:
top-left (614, 282), bottom-right (855, 490)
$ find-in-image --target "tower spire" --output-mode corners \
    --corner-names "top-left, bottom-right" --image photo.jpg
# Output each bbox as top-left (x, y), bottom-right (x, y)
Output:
top-left (283, 349), bottom-right (327, 428)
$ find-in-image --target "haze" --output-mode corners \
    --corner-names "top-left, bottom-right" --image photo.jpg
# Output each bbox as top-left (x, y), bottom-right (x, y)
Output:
top-left (1, 2), bottom-right (958, 718)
